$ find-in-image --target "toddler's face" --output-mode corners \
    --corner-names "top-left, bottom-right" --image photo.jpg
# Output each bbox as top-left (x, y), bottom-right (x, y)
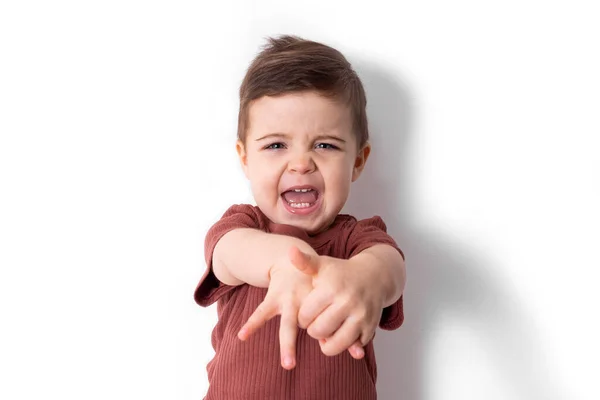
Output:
top-left (237, 90), bottom-right (370, 234)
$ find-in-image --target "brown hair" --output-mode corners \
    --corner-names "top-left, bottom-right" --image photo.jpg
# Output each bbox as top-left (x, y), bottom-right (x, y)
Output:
top-left (237, 35), bottom-right (369, 149)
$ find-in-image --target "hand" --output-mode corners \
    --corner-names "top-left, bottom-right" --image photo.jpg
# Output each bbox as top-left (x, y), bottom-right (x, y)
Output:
top-left (290, 248), bottom-right (367, 360)
top-left (291, 248), bottom-right (385, 358)
top-left (237, 245), bottom-right (318, 370)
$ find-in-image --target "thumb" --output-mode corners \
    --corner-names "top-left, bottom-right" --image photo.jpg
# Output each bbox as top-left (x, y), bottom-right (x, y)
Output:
top-left (289, 246), bottom-right (319, 276)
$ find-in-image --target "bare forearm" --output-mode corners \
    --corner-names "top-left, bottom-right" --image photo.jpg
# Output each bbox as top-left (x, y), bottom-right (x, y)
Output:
top-left (212, 228), bottom-right (315, 287)
top-left (350, 244), bottom-right (406, 307)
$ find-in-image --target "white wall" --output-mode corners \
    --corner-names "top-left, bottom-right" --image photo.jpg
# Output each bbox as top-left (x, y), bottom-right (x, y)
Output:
top-left (1, 1), bottom-right (598, 399)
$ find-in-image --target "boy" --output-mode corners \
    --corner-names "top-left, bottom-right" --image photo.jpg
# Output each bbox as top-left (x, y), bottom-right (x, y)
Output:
top-left (194, 35), bottom-right (406, 399)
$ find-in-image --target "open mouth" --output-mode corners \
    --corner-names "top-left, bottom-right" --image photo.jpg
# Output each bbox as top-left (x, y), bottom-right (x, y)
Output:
top-left (280, 186), bottom-right (321, 214)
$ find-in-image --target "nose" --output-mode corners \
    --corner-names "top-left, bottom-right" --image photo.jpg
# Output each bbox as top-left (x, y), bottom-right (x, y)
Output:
top-left (287, 151), bottom-right (316, 174)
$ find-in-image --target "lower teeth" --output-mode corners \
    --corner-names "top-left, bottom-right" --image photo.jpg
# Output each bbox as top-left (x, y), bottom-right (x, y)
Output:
top-left (290, 202), bottom-right (312, 208)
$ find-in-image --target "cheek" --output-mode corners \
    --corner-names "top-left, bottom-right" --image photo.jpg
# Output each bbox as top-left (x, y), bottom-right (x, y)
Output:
top-left (247, 154), bottom-right (272, 175)
top-left (247, 158), bottom-right (281, 195)
top-left (322, 159), bottom-right (354, 190)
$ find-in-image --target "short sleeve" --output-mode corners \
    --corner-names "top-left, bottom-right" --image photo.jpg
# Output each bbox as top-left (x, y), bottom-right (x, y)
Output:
top-left (193, 204), bottom-right (266, 307)
top-left (346, 216), bottom-right (405, 330)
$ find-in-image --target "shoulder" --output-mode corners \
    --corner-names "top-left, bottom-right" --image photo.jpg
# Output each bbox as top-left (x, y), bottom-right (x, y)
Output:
top-left (206, 204), bottom-right (271, 232)
top-left (334, 214), bottom-right (397, 259)
top-left (224, 204), bottom-right (268, 222)
top-left (221, 203), bottom-right (262, 218)
top-left (334, 214), bottom-right (389, 233)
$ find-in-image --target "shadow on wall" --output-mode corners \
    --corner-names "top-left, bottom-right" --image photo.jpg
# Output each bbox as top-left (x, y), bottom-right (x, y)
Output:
top-left (343, 60), bottom-right (567, 400)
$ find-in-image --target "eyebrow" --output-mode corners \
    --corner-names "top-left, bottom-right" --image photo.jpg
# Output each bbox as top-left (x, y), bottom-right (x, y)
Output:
top-left (255, 133), bottom-right (290, 141)
top-left (254, 133), bottom-right (346, 143)
top-left (315, 135), bottom-right (346, 144)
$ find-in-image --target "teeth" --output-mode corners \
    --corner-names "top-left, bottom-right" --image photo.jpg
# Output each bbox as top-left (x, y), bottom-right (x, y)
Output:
top-left (293, 189), bottom-right (312, 192)
top-left (290, 202), bottom-right (312, 208)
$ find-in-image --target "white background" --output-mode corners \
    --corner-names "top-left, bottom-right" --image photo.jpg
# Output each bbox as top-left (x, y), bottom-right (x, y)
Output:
top-left (1, 1), bottom-right (599, 399)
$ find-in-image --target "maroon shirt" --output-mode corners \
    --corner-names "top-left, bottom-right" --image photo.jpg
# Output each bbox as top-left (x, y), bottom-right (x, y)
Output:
top-left (194, 204), bottom-right (404, 400)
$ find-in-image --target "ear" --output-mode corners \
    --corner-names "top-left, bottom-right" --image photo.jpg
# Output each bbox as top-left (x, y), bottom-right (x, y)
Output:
top-left (351, 142), bottom-right (371, 182)
top-left (236, 139), bottom-right (249, 178)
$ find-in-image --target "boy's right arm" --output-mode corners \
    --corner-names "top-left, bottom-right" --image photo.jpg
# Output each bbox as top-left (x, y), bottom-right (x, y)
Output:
top-left (212, 228), bottom-right (320, 370)
top-left (212, 228), bottom-right (316, 288)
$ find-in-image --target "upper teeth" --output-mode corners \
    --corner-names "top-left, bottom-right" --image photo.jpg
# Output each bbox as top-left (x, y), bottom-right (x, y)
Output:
top-left (294, 189), bottom-right (312, 192)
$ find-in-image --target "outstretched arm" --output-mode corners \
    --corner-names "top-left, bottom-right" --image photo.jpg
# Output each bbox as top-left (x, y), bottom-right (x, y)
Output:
top-left (212, 228), bottom-right (316, 287)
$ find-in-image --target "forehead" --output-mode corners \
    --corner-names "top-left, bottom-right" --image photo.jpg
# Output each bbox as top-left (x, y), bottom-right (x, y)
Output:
top-left (246, 91), bottom-right (353, 140)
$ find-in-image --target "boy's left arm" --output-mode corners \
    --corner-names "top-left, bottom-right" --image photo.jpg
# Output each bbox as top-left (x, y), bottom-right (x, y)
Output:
top-left (351, 244), bottom-right (406, 308)
top-left (295, 243), bottom-right (406, 357)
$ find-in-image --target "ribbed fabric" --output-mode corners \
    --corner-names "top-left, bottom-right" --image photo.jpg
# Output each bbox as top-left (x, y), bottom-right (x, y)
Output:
top-left (194, 204), bottom-right (405, 400)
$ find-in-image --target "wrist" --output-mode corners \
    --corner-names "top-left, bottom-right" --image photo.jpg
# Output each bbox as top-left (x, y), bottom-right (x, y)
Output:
top-left (348, 251), bottom-right (394, 307)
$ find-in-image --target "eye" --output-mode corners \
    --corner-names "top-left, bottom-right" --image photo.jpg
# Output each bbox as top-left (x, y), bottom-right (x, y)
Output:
top-left (264, 142), bottom-right (286, 150)
top-left (315, 143), bottom-right (339, 150)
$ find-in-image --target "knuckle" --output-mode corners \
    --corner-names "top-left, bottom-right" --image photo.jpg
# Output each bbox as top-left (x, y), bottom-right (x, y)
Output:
top-left (321, 342), bottom-right (340, 357)
top-left (360, 329), bottom-right (374, 345)
top-left (356, 309), bottom-right (369, 322)
top-left (348, 306), bottom-right (369, 323)
top-left (307, 324), bottom-right (323, 339)
top-left (282, 294), bottom-right (296, 309)
top-left (322, 288), bottom-right (336, 301)
top-left (297, 314), bottom-right (309, 329)
top-left (367, 330), bottom-right (376, 343)
top-left (339, 294), bottom-right (354, 309)
top-left (324, 287), bottom-right (338, 302)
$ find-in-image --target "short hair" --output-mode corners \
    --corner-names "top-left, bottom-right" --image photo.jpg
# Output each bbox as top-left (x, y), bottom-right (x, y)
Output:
top-left (237, 35), bottom-right (368, 149)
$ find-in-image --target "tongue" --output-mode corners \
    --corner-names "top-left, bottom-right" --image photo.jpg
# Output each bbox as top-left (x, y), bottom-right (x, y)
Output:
top-left (282, 190), bottom-right (318, 204)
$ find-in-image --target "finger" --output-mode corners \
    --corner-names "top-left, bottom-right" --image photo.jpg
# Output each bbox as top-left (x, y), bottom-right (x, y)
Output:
top-left (289, 246), bottom-right (319, 276)
top-left (348, 340), bottom-right (365, 359)
top-left (297, 288), bottom-right (333, 329)
top-left (318, 318), bottom-right (361, 357)
top-left (238, 300), bottom-right (277, 341)
top-left (279, 305), bottom-right (299, 370)
top-left (320, 338), bottom-right (364, 359)
top-left (359, 329), bottom-right (376, 346)
top-left (305, 302), bottom-right (346, 339)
